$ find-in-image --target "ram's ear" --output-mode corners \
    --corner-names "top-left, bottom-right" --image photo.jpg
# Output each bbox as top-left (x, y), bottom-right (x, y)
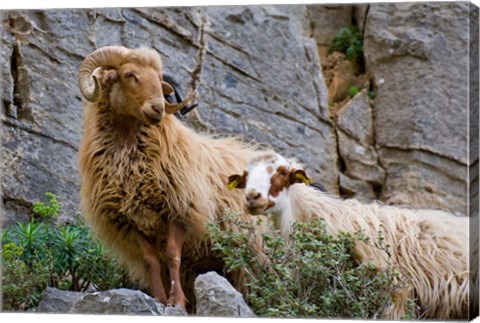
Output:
top-left (103, 69), bottom-right (119, 86)
top-left (227, 171), bottom-right (248, 190)
top-left (289, 169), bottom-right (313, 185)
top-left (91, 67), bottom-right (119, 87)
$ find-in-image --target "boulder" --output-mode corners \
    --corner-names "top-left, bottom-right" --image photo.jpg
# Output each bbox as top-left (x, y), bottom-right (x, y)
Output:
top-left (36, 287), bottom-right (84, 313)
top-left (195, 271), bottom-right (255, 317)
top-left (36, 287), bottom-right (188, 316)
top-left (71, 289), bottom-right (184, 315)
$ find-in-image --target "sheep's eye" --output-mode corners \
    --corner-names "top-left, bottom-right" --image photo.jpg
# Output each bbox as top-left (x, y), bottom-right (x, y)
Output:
top-left (280, 170), bottom-right (289, 176)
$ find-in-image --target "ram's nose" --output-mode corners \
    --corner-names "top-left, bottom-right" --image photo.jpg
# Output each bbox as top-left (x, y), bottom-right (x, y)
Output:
top-left (144, 99), bottom-right (165, 125)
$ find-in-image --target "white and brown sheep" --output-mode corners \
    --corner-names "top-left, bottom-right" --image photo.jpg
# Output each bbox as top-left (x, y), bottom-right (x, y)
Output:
top-left (77, 45), bottom-right (268, 309)
top-left (228, 151), bottom-right (473, 319)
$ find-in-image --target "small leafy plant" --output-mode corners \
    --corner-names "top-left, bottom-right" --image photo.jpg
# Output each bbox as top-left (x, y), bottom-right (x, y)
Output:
top-left (328, 26), bottom-right (364, 68)
top-left (32, 192), bottom-right (61, 222)
top-left (348, 85), bottom-right (360, 97)
top-left (1, 193), bottom-right (132, 311)
top-left (208, 213), bottom-right (412, 319)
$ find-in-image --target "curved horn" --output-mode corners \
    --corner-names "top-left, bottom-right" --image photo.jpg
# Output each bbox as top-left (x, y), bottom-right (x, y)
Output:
top-left (78, 46), bottom-right (130, 102)
top-left (164, 89), bottom-right (197, 115)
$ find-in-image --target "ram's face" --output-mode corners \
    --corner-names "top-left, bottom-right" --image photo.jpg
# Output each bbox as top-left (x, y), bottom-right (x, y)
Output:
top-left (78, 46), bottom-right (195, 125)
top-left (106, 62), bottom-right (172, 125)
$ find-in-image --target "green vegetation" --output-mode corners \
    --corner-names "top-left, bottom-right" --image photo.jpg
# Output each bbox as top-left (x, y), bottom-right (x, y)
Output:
top-left (1, 193), bottom-right (132, 311)
top-left (310, 20), bottom-right (316, 33)
top-left (208, 213), bottom-right (414, 319)
top-left (32, 192), bottom-right (61, 221)
top-left (348, 85), bottom-right (360, 97)
top-left (328, 26), bottom-right (364, 68)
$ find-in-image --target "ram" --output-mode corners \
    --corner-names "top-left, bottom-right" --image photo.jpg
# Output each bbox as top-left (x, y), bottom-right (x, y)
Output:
top-left (228, 151), bottom-right (474, 319)
top-left (78, 46), bottom-right (267, 309)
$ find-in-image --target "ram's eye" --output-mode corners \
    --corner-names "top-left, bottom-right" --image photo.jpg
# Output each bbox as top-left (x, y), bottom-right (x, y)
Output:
top-left (124, 72), bottom-right (138, 81)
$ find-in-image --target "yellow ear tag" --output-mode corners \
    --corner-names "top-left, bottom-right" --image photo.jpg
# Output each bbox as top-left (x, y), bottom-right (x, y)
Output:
top-left (295, 173), bottom-right (313, 185)
top-left (228, 179), bottom-right (240, 190)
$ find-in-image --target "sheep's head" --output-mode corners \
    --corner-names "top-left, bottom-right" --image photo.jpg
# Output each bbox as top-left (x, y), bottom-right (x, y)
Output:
top-left (78, 46), bottom-right (195, 125)
top-left (228, 152), bottom-right (312, 215)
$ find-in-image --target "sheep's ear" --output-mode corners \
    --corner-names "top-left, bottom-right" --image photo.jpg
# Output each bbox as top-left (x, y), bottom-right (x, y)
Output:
top-left (227, 171), bottom-right (248, 190)
top-left (290, 169), bottom-right (313, 186)
top-left (162, 81), bottom-right (175, 95)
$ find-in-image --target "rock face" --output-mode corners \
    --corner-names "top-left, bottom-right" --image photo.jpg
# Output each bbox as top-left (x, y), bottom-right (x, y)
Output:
top-left (364, 2), bottom-right (473, 214)
top-left (0, 5), bottom-right (338, 226)
top-left (0, 3), bottom-right (474, 224)
top-left (195, 271), bottom-right (255, 317)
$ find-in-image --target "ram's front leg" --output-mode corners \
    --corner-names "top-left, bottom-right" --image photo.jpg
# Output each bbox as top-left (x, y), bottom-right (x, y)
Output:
top-left (166, 221), bottom-right (187, 308)
top-left (135, 232), bottom-right (167, 304)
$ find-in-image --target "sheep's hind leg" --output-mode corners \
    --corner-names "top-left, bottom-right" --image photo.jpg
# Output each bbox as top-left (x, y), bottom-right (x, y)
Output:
top-left (166, 221), bottom-right (187, 308)
top-left (135, 232), bottom-right (167, 304)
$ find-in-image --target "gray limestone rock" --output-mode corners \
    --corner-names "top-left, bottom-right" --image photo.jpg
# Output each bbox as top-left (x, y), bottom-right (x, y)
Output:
top-left (36, 287), bottom-right (188, 316)
top-left (336, 90), bottom-right (373, 146)
top-left (339, 173), bottom-right (376, 202)
top-left (338, 131), bottom-right (385, 185)
top-left (36, 287), bottom-right (84, 313)
top-left (364, 2), bottom-right (473, 214)
top-left (195, 271), bottom-right (255, 317)
top-left (71, 289), bottom-right (170, 315)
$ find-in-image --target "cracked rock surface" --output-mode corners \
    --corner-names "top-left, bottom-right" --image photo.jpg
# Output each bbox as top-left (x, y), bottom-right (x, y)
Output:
top-left (0, 3), bottom-right (475, 226)
top-left (0, 6), bottom-right (339, 225)
top-left (363, 2), bottom-right (475, 214)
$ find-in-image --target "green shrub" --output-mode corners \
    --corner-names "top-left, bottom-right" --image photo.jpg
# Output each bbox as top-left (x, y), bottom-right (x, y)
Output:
top-left (207, 213), bottom-right (412, 319)
top-left (1, 245), bottom-right (50, 311)
top-left (1, 193), bottom-right (132, 311)
top-left (32, 192), bottom-right (61, 222)
top-left (328, 26), bottom-right (364, 67)
top-left (348, 85), bottom-right (360, 97)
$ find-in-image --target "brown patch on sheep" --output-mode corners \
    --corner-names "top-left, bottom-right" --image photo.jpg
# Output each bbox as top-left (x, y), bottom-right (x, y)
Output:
top-left (269, 165), bottom-right (290, 198)
top-left (249, 152), bottom-right (278, 166)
